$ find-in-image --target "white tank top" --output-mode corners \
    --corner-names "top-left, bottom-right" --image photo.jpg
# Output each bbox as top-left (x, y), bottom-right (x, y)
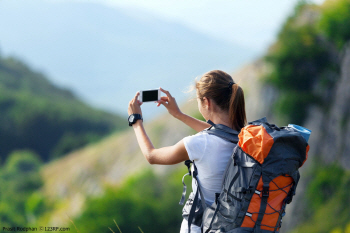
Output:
top-left (183, 131), bottom-right (236, 205)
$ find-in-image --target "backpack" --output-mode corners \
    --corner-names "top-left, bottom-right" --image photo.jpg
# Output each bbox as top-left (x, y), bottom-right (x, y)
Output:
top-left (180, 117), bottom-right (309, 233)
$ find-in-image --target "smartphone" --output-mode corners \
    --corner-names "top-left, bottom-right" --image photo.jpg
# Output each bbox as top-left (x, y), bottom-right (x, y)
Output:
top-left (138, 88), bottom-right (161, 103)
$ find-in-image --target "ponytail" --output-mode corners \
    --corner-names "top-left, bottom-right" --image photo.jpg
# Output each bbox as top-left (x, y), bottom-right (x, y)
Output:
top-left (229, 83), bottom-right (246, 131)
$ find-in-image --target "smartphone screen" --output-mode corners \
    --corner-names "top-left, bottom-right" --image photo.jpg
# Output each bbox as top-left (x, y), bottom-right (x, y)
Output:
top-left (142, 90), bottom-right (159, 102)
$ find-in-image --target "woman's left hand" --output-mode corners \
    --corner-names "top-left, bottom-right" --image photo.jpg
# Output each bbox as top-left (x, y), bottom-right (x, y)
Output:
top-left (128, 92), bottom-right (143, 115)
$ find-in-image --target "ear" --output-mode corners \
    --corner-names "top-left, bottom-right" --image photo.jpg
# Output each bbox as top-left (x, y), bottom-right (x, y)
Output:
top-left (202, 97), bottom-right (210, 109)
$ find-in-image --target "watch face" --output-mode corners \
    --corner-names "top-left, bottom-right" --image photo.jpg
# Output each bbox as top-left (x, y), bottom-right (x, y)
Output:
top-left (129, 115), bottom-right (135, 122)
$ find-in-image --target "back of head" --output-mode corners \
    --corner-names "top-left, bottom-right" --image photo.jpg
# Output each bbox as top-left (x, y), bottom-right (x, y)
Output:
top-left (196, 70), bottom-right (247, 131)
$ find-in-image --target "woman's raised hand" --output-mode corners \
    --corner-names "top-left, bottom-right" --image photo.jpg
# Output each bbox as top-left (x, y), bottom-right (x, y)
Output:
top-left (157, 87), bottom-right (182, 119)
top-left (128, 92), bottom-right (143, 116)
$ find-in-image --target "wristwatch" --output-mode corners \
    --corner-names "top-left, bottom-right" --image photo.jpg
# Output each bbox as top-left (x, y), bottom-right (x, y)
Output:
top-left (128, 114), bottom-right (143, 126)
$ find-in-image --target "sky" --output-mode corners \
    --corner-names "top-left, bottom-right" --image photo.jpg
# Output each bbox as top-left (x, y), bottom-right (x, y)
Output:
top-left (0, 0), bottom-right (326, 118)
top-left (92, 0), bottom-right (325, 54)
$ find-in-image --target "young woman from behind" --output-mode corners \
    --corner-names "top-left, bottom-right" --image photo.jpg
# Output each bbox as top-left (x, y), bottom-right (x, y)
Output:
top-left (127, 70), bottom-right (247, 232)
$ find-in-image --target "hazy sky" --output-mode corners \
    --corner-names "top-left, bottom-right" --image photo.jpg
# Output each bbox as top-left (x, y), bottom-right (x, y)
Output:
top-left (0, 0), bottom-right (326, 117)
top-left (90, 0), bottom-right (325, 54)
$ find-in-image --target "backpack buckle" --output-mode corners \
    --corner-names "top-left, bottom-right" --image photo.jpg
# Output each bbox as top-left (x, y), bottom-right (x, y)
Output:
top-left (262, 184), bottom-right (269, 197)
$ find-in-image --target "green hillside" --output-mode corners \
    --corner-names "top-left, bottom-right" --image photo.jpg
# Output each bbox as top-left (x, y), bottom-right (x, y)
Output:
top-left (0, 55), bottom-right (127, 163)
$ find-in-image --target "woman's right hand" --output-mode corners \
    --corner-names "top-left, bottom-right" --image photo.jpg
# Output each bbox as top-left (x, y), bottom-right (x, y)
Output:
top-left (157, 87), bottom-right (182, 119)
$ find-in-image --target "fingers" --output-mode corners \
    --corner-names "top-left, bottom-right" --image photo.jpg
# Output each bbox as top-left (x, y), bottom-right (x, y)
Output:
top-left (159, 87), bottom-right (172, 98)
top-left (133, 91), bottom-right (140, 101)
top-left (128, 93), bottom-right (142, 115)
top-left (157, 99), bottom-right (168, 107)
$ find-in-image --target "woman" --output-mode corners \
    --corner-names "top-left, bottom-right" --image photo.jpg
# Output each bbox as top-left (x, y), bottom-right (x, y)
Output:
top-left (127, 70), bottom-right (246, 232)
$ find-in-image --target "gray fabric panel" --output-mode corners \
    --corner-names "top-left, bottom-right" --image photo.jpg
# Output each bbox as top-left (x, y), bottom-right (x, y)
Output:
top-left (233, 165), bottom-right (261, 227)
top-left (182, 192), bottom-right (204, 227)
top-left (203, 147), bottom-right (262, 232)
top-left (261, 127), bottom-right (306, 183)
top-left (203, 203), bottom-right (218, 231)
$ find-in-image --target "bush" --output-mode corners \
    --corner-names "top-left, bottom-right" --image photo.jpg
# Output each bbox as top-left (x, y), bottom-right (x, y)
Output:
top-left (264, 2), bottom-right (333, 124)
top-left (293, 163), bottom-right (350, 233)
top-left (319, 0), bottom-right (350, 49)
top-left (74, 168), bottom-right (190, 233)
top-left (307, 163), bottom-right (345, 210)
top-left (0, 150), bottom-right (50, 227)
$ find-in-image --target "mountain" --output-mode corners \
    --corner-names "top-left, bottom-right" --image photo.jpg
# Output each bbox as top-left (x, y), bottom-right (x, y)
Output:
top-left (0, 0), bottom-right (256, 119)
top-left (0, 55), bottom-right (127, 162)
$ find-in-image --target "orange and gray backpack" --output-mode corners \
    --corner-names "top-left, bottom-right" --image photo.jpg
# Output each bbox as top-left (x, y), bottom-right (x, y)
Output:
top-left (180, 117), bottom-right (309, 233)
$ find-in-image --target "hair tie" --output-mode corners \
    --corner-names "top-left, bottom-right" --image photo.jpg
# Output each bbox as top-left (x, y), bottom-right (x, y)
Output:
top-left (228, 82), bottom-right (234, 90)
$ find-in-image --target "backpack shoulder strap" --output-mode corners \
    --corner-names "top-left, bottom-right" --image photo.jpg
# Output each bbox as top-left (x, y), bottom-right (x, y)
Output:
top-left (204, 120), bottom-right (239, 144)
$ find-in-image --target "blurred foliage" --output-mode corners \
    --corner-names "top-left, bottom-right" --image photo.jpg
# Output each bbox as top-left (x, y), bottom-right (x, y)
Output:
top-left (319, 0), bottom-right (350, 49)
top-left (0, 56), bottom-right (127, 162)
top-left (263, 1), bottom-right (350, 231)
top-left (74, 167), bottom-right (192, 233)
top-left (292, 163), bottom-right (350, 233)
top-left (0, 150), bottom-right (51, 227)
top-left (264, 1), bottom-right (340, 124)
top-left (306, 163), bottom-right (345, 210)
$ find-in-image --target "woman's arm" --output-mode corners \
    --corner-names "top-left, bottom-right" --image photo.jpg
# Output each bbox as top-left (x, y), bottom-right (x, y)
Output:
top-left (128, 92), bottom-right (189, 165)
top-left (174, 111), bottom-right (211, 133)
top-left (132, 121), bottom-right (189, 165)
top-left (157, 87), bottom-right (211, 132)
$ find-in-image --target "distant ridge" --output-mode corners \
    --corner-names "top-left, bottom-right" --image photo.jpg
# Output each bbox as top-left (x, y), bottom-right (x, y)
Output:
top-left (0, 55), bottom-right (127, 162)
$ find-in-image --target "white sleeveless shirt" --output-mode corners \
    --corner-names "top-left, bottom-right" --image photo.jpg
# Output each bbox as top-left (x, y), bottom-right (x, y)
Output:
top-left (184, 131), bottom-right (236, 204)
top-left (180, 131), bottom-right (236, 232)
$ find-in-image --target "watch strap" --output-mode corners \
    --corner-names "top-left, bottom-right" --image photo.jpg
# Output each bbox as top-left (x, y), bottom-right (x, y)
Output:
top-left (128, 114), bottom-right (143, 126)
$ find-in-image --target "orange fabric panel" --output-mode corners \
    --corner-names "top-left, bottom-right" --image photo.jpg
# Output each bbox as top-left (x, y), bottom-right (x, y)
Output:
top-left (301, 145), bottom-right (310, 167)
top-left (241, 176), bottom-right (293, 231)
top-left (238, 125), bottom-right (274, 164)
top-left (261, 176), bottom-right (293, 231)
top-left (241, 178), bottom-right (263, 228)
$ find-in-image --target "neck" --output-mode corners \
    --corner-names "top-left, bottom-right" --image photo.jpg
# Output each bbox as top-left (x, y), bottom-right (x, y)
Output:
top-left (209, 112), bottom-right (237, 131)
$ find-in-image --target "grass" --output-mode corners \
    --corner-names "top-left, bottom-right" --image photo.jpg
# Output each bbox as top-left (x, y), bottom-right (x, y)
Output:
top-left (108, 219), bottom-right (145, 233)
top-left (66, 213), bottom-right (145, 233)
top-left (66, 213), bottom-right (81, 233)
